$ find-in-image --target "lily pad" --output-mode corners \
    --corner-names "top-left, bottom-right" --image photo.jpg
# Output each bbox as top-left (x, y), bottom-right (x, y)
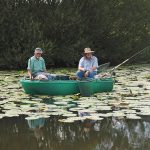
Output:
top-left (82, 116), bottom-right (103, 121)
top-left (58, 119), bottom-right (75, 123)
top-left (94, 113), bottom-right (112, 118)
top-left (25, 116), bottom-right (40, 120)
top-left (78, 109), bottom-right (97, 113)
top-left (54, 101), bottom-right (68, 105)
top-left (69, 107), bottom-right (84, 112)
top-left (126, 114), bottom-right (141, 120)
top-left (62, 113), bottom-right (77, 117)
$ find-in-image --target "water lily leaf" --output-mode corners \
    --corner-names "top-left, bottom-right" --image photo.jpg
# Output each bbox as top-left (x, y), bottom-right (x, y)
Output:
top-left (77, 104), bottom-right (90, 108)
top-left (35, 114), bottom-right (50, 119)
top-left (54, 101), bottom-right (68, 105)
top-left (25, 116), bottom-right (40, 120)
top-left (52, 97), bottom-right (64, 101)
top-left (69, 107), bottom-right (84, 112)
top-left (0, 114), bottom-right (4, 119)
top-left (91, 106), bottom-right (112, 111)
top-left (78, 109), bottom-right (97, 113)
top-left (125, 97), bottom-right (140, 100)
top-left (49, 112), bottom-right (63, 116)
top-left (126, 114), bottom-right (141, 120)
top-left (121, 109), bottom-right (137, 114)
top-left (31, 98), bottom-right (43, 101)
top-left (92, 113), bottom-right (112, 117)
top-left (65, 116), bottom-right (86, 121)
top-left (79, 97), bottom-right (98, 101)
top-left (112, 112), bottom-right (126, 117)
top-left (137, 112), bottom-right (150, 116)
top-left (62, 113), bottom-right (77, 117)
top-left (58, 119), bottom-right (75, 123)
top-left (82, 116), bottom-right (103, 121)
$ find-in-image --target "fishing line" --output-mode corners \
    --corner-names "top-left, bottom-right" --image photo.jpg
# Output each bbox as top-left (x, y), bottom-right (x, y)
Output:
top-left (110, 45), bottom-right (150, 73)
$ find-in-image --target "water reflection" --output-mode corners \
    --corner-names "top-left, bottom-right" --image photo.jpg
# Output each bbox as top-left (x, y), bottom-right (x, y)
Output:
top-left (78, 111), bottom-right (100, 135)
top-left (27, 118), bottom-right (45, 146)
top-left (0, 116), bottom-right (150, 150)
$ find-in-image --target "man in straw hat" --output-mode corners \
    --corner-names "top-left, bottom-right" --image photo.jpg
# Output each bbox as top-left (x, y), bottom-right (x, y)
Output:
top-left (27, 47), bottom-right (52, 80)
top-left (76, 48), bottom-right (98, 78)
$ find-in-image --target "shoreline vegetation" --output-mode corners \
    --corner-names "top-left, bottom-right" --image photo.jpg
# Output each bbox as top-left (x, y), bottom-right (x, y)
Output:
top-left (0, 0), bottom-right (150, 69)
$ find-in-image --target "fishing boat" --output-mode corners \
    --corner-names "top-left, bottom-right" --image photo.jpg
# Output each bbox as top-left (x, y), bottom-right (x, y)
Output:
top-left (20, 78), bottom-right (114, 96)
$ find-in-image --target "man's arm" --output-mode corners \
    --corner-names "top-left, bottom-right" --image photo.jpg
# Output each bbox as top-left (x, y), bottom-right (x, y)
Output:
top-left (28, 69), bottom-right (33, 80)
top-left (89, 66), bottom-right (97, 71)
top-left (90, 57), bottom-right (98, 71)
top-left (78, 66), bottom-right (85, 71)
top-left (42, 59), bottom-right (47, 72)
top-left (27, 58), bottom-right (33, 80)
top-left (78, 57), bottom-right (85, 71)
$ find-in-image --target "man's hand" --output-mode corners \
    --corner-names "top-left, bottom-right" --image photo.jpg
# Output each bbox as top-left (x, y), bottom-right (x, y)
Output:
top-left (29, 75), bottom-right (33, 80)
top-left (84, 71), bottom-right (89, 77)
top-left (28, 70), bottom-right (33, 80)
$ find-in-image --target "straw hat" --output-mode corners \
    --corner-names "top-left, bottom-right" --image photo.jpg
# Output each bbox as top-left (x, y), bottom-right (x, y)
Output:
top-left (84, 48), bottom-right (94, 53)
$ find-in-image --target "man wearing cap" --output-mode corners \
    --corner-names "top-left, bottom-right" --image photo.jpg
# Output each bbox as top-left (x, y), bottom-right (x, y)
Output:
top-left (27, 48), bottom-right (52, 80)
top-left (76, 48), bottom-right (98, 78)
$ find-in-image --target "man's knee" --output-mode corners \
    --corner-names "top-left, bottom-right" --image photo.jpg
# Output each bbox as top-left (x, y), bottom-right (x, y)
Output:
top-left (88, 71), bottom-right (97, 78)
top-left (76, 71), bottom-right (84, 78)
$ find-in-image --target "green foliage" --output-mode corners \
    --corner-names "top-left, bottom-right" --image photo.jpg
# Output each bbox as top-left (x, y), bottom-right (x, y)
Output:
top-left (0, 0), bottom-right (150, 69)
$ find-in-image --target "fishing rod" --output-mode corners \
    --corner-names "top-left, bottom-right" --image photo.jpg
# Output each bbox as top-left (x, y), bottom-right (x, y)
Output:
top-left (110, 45), bottom-right (150, 73)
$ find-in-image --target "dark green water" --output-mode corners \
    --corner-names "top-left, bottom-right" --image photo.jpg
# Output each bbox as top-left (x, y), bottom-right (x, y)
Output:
top-left (0, 116), bottom-right (149, 150)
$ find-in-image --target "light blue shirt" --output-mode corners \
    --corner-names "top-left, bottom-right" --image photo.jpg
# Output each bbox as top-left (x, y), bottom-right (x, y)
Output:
top-left (27, 56), bottom-right (46, 74)
top-left (78, 56), bottom-right (98, 71)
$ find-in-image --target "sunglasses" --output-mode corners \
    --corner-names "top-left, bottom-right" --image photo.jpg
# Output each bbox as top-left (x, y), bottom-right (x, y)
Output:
top-left (36, 53), bottom-right (42, 54)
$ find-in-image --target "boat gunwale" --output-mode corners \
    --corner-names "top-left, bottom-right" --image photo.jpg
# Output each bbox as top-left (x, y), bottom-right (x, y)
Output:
top-left (20, 78), bottom-right (113, 84)
top-left (20, 79), bottom-right (78, 84)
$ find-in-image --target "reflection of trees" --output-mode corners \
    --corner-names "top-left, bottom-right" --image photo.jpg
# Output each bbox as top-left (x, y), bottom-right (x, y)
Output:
top-left (97, 117), bottom-right (150, 150)
top-left (125, 119), bottom-right (150, 149)
top-left (0, 116), bottom-right (40, 150)
top-left (43, 117), bottom-right (99, 150)
top-left (0, 116), bottom-right (150, 150)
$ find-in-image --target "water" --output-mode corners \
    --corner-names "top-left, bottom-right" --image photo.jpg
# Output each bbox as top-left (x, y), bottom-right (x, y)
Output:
top-left (0, 116), bottom-right (149, 150)
top-left (0, 65), bottom-right (150, 150)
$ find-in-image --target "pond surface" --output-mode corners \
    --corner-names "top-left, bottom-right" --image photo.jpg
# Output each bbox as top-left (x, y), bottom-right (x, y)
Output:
top-left (0, 65), bottom-right (150, 150)
top-left (0, 116), bottom-right (150, 150)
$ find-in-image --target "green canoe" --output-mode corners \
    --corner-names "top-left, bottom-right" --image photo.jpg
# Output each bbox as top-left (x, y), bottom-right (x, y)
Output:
top-left (20, 78), bottom-right (114, 96)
